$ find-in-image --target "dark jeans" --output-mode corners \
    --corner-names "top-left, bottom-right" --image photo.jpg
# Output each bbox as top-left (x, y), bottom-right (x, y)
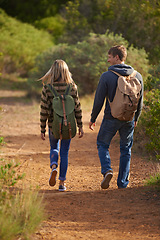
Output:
top-left (97, 117), bottom-right (134, 188)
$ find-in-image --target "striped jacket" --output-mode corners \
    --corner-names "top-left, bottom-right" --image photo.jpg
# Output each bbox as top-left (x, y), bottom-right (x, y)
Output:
top-left (40, 82), bottom-right (83, 133)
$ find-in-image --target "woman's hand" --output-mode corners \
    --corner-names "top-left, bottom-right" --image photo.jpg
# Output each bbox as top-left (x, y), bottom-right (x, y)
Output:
top-left (78, 127), bottom-right (84, 138)
top-left (41, 132), bottom-right (45, 140)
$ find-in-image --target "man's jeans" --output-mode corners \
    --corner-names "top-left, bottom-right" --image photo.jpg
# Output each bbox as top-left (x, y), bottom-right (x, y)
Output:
top-left (49, 129), bottom-right (71, 181)
top-left (97, 117), bottom-right (135, 188)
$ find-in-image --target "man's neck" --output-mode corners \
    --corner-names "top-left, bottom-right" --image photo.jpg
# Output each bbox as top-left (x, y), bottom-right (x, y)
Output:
top-left (117, 60), bottom-right (124, 64)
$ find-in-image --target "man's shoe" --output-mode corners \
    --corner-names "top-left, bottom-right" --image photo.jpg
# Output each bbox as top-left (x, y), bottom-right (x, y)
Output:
top-left (49, 168), bottom-right (57, 186)
top-left (59, 185), bottom-right (66, 192)
top-left (101, 170), bottom-right (113, 189)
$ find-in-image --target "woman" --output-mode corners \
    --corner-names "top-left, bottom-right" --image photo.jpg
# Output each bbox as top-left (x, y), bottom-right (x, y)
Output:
top-left (40, 60), bottom-right (84, 191)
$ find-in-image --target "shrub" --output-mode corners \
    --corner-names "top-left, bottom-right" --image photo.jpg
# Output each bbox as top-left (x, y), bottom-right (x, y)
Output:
top-left (136, 64), bottom-right (160, 160)
top-left (134, 63), bottom-right (160, 160)
top-left (30, 31), bottom-right (150, 95)
top-left (145, 64), bottom-right (160, 91)
top-left (0, 159), bottom-right (24, 198)
top-left (0, 189), bottom-right (44, 240)
top-left (0, 158), bottom-right (45, 240)
top-left (145, 173), bottom-right (160, 190)
top-left (0, 9), bottom-right (54, 74)
top-left (34, 14), bottom-right (66, 43)
top-left (141, 89), bottom-right (160, 160)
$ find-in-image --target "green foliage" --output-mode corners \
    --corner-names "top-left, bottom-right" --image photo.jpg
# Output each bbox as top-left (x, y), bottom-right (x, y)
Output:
top-left (0, 137), bottom-right (4, 145)
top-left (0, 9), bottom-right (54, 74)
top-left (145, 173), bottom-right (160, 190)
top-left (1, 0), bottom-right (160, 63)
top-left (141, 89), bottom-right (160, 160)
top-left (0, 159), bottom-right (25, 203)
top-left (0, 158), bottom-right (44, 240)
top-left (126, 46), bottom-right (149, 85)
top-left (145, 64), bottom-right (160, 91)
top-left (0, 0), bottom-right (69, 23)
top-left (34, 15), bottom-right (66, 42)
top-left (0, 190), bottom-right (44, 240)
top-left (30, 31), bottom-right (149, 95)
top-left (62, 0), bottom-right (91, 43)
top-left (137, 64), bottom-right (160, 160)
top-left (63, 0), bottom-right (160, 63)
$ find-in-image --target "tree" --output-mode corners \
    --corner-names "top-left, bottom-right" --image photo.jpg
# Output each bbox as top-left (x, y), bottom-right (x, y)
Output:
top-left (0, 0), bottom-right (69, 23)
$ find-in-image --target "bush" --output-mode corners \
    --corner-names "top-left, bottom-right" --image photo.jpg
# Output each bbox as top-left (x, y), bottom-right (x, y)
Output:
top-left (34, 14), bottom-right (66, 43)
top-left (136, 64), bottom-right (160, 160)
top-left (0, 9), bottom-right (54, 75)
top-left (0, 158), bottom-right (45, 240)
top-left (145, 64), bottom-right (160, 91)
top-left (0, 190), bottom-right (44, 240)
top-left (145, 173), bottom-right (160, 190)
top-left (30, 31), bottom-right (150, 95)
top-left (141, 89), bottom-right (160, 160)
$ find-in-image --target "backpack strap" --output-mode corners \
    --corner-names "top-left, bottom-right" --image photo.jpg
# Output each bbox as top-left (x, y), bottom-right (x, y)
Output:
top-left (47, 84), bottom-right (72, 97)
top-left (130, 70), bottom-right (137, 77)
top-left (62, 84), bottom-right (72, 126)
top-left (61, 95), bottom-right (67, 126)
top-left (109, 70), bottom-right (137, 78)
top-left (47, 84), bottom-right (58, 97)
top-left (109, 70), bottom-right (122, 77)
top-left (64, 84), bottom-right (72, 96)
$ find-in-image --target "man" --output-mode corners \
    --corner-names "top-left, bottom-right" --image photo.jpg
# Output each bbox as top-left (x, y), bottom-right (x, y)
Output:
top-left (89, 45), bottom-right (143, 189)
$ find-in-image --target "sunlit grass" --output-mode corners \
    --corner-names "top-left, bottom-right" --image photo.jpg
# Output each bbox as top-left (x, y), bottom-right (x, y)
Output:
top-left (0, 158), bottom-right (45, 240)
top-left (145, 173), bottom-right (160, 190)
top-left (0, 189), bottom-right (45, 240)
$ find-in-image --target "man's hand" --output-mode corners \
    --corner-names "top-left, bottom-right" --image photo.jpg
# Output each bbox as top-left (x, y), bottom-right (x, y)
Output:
top-left (134, 121), bottom-right (137, 128)
top-left (41, 132), bottom-right (45, 140)
top-left (78, 127), bottom-right (84, 138)
top-left (89, 121), bottom-right (95, 131)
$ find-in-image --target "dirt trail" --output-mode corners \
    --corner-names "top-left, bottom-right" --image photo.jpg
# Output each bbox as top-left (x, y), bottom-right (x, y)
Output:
top-left (0, 91), bottom-right (160, 240)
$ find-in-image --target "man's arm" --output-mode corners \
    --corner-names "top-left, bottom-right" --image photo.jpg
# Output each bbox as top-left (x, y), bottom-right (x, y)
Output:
top-left (90, 73), bottom-right (108, 124)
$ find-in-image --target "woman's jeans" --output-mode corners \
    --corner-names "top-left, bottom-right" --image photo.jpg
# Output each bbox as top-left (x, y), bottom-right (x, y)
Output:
top-left (49, 129), bottom-right (71, 181)
top-left (97, 117), bottom-right (135, 188)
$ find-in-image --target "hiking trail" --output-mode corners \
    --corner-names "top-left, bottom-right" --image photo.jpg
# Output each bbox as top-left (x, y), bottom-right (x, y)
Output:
top-left (0, 90), bottom-right (160, 240)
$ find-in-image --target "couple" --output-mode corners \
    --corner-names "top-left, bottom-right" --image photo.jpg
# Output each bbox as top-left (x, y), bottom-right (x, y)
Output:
top-left (40, 45), bottom-right (143, 192)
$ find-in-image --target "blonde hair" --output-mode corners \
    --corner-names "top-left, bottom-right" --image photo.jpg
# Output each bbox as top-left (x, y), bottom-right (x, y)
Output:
top-left (39, 59), bottom-right (73, 84)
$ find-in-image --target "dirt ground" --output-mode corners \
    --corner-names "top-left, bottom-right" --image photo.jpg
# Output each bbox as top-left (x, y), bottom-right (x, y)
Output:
top-left (0, 90), bottom-right (160, 240)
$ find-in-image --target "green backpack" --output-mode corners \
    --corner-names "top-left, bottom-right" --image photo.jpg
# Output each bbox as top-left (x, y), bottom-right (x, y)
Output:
top-left (47, 84), bottom-right (77, 139)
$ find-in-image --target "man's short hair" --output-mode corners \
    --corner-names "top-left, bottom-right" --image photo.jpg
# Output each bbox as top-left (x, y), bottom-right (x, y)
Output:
top-left (108, 45), bottom-right (127, 61)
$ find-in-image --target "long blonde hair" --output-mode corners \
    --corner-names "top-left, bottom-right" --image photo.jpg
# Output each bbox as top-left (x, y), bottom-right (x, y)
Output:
top-left (40, 60), bottom-right (73, 84)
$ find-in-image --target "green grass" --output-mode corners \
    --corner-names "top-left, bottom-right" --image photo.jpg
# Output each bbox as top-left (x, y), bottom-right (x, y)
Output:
top-left (0, 190), bottom-right (45, 240)
top-left (0, 137), bottom-right (5, 145)
top-left (0, 158), bottom-right (45, 240)
top-left (145, 173), bottom-right (160, 190)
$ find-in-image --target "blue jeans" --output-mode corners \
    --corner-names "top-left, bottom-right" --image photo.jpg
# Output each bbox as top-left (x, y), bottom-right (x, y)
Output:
top-left (97, 117), bottom-right (135, 188)
top-left (49, 129), bottom-right (71, 181)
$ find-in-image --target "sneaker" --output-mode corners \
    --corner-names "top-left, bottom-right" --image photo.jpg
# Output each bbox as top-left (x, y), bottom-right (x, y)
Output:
top-left (49, 168), bottom-right (57, 186)
top-left (101, 170), bottom-right (113, 189)
top-left (59, 185), bottom-right (66, 192)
